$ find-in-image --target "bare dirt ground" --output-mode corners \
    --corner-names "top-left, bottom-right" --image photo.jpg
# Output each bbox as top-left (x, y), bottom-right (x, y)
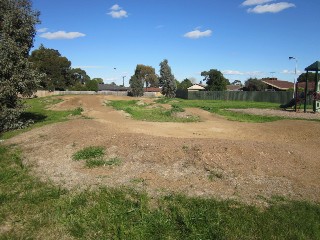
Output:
top-left (5, 95), bottom-right (320, 205)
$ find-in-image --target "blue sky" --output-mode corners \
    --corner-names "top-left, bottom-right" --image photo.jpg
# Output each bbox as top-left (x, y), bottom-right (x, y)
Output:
top-left (32, 0), bottom-right (320, 86)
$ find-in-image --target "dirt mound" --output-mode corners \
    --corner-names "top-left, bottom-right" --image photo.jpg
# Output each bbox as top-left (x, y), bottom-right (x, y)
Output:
top-left (5, 95), bottom-right (320, 205)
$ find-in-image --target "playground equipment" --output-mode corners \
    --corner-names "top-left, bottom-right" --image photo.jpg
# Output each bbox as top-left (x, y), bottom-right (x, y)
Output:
top-left (280, 61), bottom-right (320, 112)
top-left (303, 61), bottom-right (320, 113)
top-left (280, 92), bottom-right (305, 110)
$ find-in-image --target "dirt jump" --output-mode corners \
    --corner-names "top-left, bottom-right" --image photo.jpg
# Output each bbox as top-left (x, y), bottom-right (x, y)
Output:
top-left (5, 95), bottom-right (320, 205)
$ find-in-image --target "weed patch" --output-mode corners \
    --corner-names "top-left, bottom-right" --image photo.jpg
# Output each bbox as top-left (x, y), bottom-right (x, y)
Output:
top-left (109, 100), bottom-right (198, 122)
top-left (72, 146), bottom-right (122, 168)
top-left (72, 146), bottom-right (105, 161)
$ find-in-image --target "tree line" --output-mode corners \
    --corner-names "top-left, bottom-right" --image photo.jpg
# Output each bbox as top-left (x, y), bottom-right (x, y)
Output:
top-left (29, 44), bottom-right (103, 91)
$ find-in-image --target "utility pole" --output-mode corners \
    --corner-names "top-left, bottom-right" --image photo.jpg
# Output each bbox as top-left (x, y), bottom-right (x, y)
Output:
top-left (122, 76), bottom-right (126, 87)
top-left (289, 57), bottom-right (298, 110)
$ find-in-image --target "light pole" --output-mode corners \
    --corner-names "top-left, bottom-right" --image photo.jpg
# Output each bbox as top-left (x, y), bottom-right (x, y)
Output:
top-left (289, 57), bottom-right (298, 98)
top-left (122, 76), bottom-right (126, 87)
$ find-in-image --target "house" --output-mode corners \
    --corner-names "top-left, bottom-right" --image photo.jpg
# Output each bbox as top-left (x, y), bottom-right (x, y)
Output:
top-left (226, 85), bottom-right (242, 91)
top-left (297, 81), bottom-right (316, 91)
top-left (98, 84), bottom-right (129, 91)
top-left (144, 87), bottom-right (161, 92)
top-left (261, 78), bottom-right (294, 91)
top-left (187, 84), bottom-right (205, 91)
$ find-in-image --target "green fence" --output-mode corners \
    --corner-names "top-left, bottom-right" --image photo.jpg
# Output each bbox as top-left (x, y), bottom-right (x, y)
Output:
top-left (176, 90), bottom-right (313, 104)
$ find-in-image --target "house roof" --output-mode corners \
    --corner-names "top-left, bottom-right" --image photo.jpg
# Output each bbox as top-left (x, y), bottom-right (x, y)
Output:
top-left (297, 81), bottom-right (316, 91)
top-left (144, 87), bottom-right (161, 92)
top-left (226, 85), bottom-right (242, 91)
top-left (98, 84), bottom-right (128, 91)
top-left (261, 78), bottom-right (294, 90)
top-left (187, 84), bottom-right (205, 90)
top-left (305, 61), bottom-right (320, 71)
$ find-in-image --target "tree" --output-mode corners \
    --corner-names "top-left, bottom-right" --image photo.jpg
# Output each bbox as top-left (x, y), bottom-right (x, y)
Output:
top-left (29, 44), bottom-right (71, 90)
top-left (243, 78), bottom-right (267, 91)
top-left (178, 78), bottom-right (193, 90)
top-left (159, 59), bottom-right (176, 98)
top-left (231, 80), bottom-right (242, 86)
top-left (69, 68), bottom-right (90, 86)
top-left (85, 79), bottom-right (98, 91)
top-left (0, 0), bottom-right (41, 133)
top-left (92, 78), bottom-right (104, 84)
top-left (201, 69), bottom-right (228, 91)
top-left (129, 75), bottom-right (144, 97)
top-left (134, 64), bottom-right (158, 88)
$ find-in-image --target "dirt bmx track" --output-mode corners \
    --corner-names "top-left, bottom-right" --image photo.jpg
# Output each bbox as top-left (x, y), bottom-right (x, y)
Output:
top-left (6, 95), bottom-right (320, 205)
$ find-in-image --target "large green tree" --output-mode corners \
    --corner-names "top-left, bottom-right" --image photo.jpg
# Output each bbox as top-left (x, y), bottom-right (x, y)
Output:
top-left (29, 45), bottom-right (71, 90)
top-left (0, 0), bottom-right (41, 133)
top-left (69, 68), bottom-right (90, 86)
top-left (159, 59), bottom-right (176, 98)
top-left (129, 75), bottom-right (144, 97)
top-left (134, 64), bottom-right (158, 88)
top-left (92, 78), bottom-right (104, 84)
top-left (178, 78), bottom-right (193, 90)
top-left (243, 78), bottom-right (267, 91)
top-left (201, 69), bottom-right (228, 91)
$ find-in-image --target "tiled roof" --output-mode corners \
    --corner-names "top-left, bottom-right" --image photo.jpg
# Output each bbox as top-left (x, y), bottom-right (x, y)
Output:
top-left (226, 85), bottom-right (242, 91)
top-left (297, 81), bottom-right (316, 91)
top-left (144, 87), bottom-right (161, 92)
top-left (261, 78), bottom-right (294, 90)
top-left (187, 84), bottom-right (205, 90)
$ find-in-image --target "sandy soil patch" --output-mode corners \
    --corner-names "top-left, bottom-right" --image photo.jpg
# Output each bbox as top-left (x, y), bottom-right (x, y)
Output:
top-left (5, 95), bottom-right (320, 205)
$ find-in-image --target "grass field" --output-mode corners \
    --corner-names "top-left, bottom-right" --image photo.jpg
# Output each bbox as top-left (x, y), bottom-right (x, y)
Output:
top-left (1, 97), bottom-right (83, 140)
top-left (1, 96), bottom-right (320, 239)
top-left (1, 145), bottom-right (320, 239)
top-left (109, 98), bottom-right (286, 123)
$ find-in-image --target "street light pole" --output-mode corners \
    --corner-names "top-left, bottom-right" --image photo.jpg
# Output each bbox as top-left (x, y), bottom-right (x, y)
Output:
top-left (289, 57), bottom-right (298, 97)
top-left (122, 76), bottom-right (126, 87)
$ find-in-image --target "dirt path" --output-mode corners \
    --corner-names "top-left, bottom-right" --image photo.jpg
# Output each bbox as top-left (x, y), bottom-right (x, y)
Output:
top-left (5, 95), bottom-right (320, 205)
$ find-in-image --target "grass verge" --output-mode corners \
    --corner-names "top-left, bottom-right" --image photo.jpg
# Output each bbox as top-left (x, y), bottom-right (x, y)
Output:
top-left (1, 145), bottom-right (320, 239)
top-left (1, 97), bottom-right (84, 140)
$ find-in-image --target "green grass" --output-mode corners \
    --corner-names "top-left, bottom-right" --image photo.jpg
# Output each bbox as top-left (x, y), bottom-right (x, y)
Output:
top-left (72, 146), bottom-right (122, 168)
top-left (1, 145), bottom-right (320, 239)
top-left (110, 98), bottom-right (285, 123)
top-left (155, 98), bottom-right (304, 122)
top-left (1, 97), bottom-right (84, 140)
top-left (109, 100), bottom-right (199, 122)
top-left (72, 146), bottom-right (105, 161)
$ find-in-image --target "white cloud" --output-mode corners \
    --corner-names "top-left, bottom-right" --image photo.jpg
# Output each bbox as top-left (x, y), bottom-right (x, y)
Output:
top-left (108, 4), bottom-right (128, 19)
top-left (110, 4), bottom-right (121, 11)
top-left (241, 0), bottom-right (274, 6)
top-left (222, 70), bottom-right (265, 76)
top-left (281, 69), bottom-right (302, 74)
top-left (39, 31), bottom-right (85, 40)
top-left (183, 29), bottom-right (212, 39)
top-left (248, 2), bottom-right (295, 13)
top-left (37, 28), bottom-right (48, 33)
top-left (223, 70), bottom-right (246, 75)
